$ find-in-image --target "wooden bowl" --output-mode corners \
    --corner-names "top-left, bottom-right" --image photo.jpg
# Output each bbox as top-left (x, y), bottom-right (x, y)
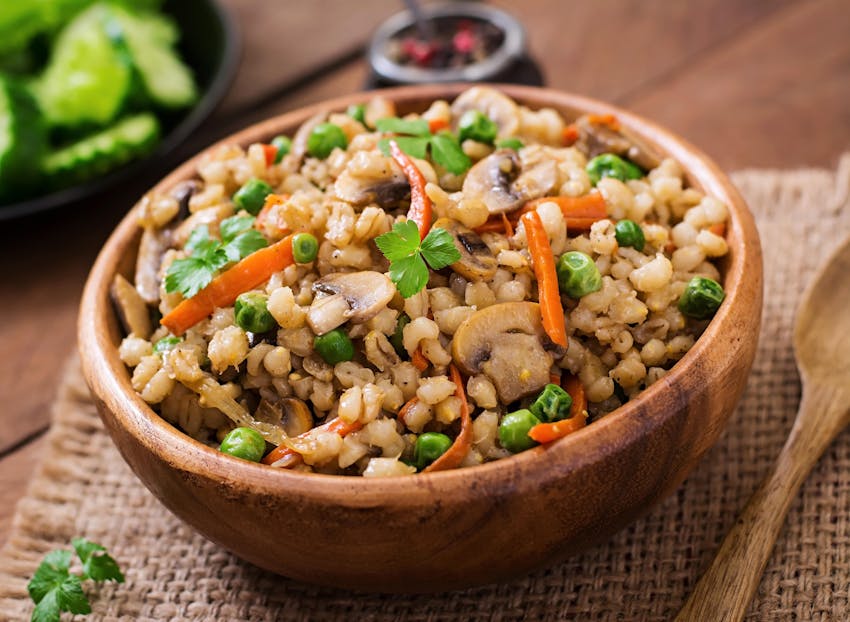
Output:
top-left (78, 84), bottom-right (763, 593)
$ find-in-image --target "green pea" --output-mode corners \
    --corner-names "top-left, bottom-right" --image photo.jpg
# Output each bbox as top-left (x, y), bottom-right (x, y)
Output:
top-left (586, 153), bottom-right (644, 186)
top-left (271, 135), bottom-right (291, 163)
top-left (307, 122), bottom-right (348, 159)
top-left (152, 336), bottom-right (182, 355)
top-left (413, 432), bottom-right (453, 470)
top-left (678, 276), bottom-right (725, 319)
top-left (458, 110), bottom-right (498, 144)
top-left (233, 178), bottom-right (273, 215)
top-left (390, 313), bottom-right (410, 357)
top-left (614, 219), bottom-right (645, 251)
top-left (498, 409), bottom-right (541, 454)
top-left (557, 251), bottom-right (602, 298)
top-left (314, 328), bottom-right (354, 364)
top-left (346, 103), bottom-right (366, 125)
top-left (529, 383), bottom-right (573, 423)
top-left (291, 232), bottom-right (318, 263)
top-left (220, 427), bottom-right (266, 462)
top-left (234, 292), bottom-right (277, 333)
top-left (495, 137), bottom-right (524, 151)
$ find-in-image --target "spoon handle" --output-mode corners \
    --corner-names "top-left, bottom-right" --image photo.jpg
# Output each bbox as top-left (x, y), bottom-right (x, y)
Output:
top-left (675, 384), bottom-right (849, 622)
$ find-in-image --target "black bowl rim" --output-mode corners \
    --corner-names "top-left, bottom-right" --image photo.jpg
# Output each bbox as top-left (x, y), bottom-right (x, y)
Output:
top-left (0, 0), bottom-right (241, 222)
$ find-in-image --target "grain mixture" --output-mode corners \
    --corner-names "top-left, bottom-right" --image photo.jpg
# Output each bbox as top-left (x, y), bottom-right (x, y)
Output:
top-left (115, 87), bottom-right (729, 475)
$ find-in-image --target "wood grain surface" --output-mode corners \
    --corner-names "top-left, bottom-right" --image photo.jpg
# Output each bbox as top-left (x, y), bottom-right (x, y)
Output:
top-left (0, 0), bottom-right (847, 549)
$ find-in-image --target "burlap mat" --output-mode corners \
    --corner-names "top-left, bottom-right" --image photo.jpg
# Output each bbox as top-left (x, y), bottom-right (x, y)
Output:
top-left (2, 157), bottom-right (850, 621)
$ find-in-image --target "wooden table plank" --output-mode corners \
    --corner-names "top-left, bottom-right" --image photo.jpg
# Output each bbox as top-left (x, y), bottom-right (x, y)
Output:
top-left (0, 436), bottom-right (45, 547)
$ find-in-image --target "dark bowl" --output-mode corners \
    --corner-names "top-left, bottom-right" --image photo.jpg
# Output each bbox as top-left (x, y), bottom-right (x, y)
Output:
top-left (0, 0), bottom-right (239, 221)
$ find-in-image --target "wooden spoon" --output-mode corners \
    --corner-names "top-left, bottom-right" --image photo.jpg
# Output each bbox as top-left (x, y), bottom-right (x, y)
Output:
top-left (676, 236), bottom-right (850, 621)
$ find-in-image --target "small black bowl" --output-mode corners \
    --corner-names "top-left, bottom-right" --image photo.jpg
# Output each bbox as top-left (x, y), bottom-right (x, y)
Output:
top-left (0, 0), bottom-right (239, 221)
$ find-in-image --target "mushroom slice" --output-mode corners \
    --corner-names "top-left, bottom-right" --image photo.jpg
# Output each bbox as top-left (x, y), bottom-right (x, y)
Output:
top-left (451, 86), bottom-right (520, 137)
top-left (307, 271), bottom-right (396, 334)
top-left (281, 397), bottom-right (314, 436)
top-left (576, 114), bottom-right (660, 171)
top-left (333, 152), bottom-right (410, 209)
top-left (433, 217), bottom-right (497, 281)
top-left (463, 149), bottom-right (557, 214)
top-left (135, 227), bottom-right (169, 304)
top-left (291, 109), bottom-right (328, 162)
top-left (111, 274), bottom-right (152, 339)
top-left (452, 302), bottom-right (554, 403)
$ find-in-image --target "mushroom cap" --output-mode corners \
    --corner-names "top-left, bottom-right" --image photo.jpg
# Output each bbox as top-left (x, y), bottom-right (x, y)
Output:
top-left (312, 270), bottom-right (396, 324)
top-left (451, 301), bottom-right (555, 403)
top-left (462, 149), bottom-right (557, 214)
top-left (450, 86), bottom-right (520, 138)
top-left (433, 217), bottom-right (497, 282)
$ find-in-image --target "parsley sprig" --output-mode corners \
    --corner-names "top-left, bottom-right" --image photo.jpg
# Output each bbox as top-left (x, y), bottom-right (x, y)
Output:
top-left (165, 215), bottom-right (268, 299)
top-left (28, 538), bottom-right (124, 622)
top-left (375, 117), bottom-right (471, 175)
top-left (375, 221), bottom-right (461, 298)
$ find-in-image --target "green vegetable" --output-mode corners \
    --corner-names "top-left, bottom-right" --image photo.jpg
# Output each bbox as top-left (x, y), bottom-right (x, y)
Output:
top-left (234, 292), bottom-right (277, 333)
top-left (164, 216), bottom-right (267, 298)
top-left (0, 76), bottom-right (45, 200)
top-left (107, 6), bottom-right (197, 109)
top-left (413, 432), bottom-right (452, 470)
top-left (375, 221), bottom-right (462, 298)
top-left (233, 178), bottom-right (273, 215)
top-left (496, 137), bottom-right (524, 151)
top-left (152, 335), bottom-right (181, 355)
top-left (529, 383), bottom-right (573, 423)
top-left (307, 122), bottom-right (348, 159)
top-left (219, 427), bottom-right (266, 462)
top-left (375, 117), bottom-right (430, 136)
top-left (458, 109), bottom-right (498, 144)
top-left (27, 537), bottom-right (124, 622)
top-left (614, 219), bottom-right (645, 251)
top-left (498, 409), bottom-right (541, 453)
top-left (428, 132), bottom-right (471, 175)
top-left (42, 113), bottom-right (160, 186)
top-left (313, 328), bottom-right (355, 365)
top-left (346, 103), bottom-right (366, 125)
top-left (376, 117), bottom-right (472, 175)
top-left (36, 4), bottom-right (132, 127)
top-left (556, 251), bottom-right (602, 298)
top-left (271, 135), bottom-right (291, 163)
top-left (678, 276), bottom-right (725, 319)
top-left (291, 232), bottom-right (318, 263)
top-left (377, 135), bottom-right (430, 160)
top-left (586, 153), bottom-right (644, 186)
top-left (390, 313), bottom-right (410, 357)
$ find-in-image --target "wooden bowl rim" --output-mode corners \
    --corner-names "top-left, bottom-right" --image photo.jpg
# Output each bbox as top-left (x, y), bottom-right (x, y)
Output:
top-left (78, 83), bottom-right (762, 506)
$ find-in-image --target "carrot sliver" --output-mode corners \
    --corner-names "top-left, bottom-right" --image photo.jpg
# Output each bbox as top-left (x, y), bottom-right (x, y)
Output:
top-left (708, 222), bottom-right (726, 237)
top-left (528, 374), bottom-right (587, 443)
top-left (423, 364), bottom-right (472, 472)
top-left (411, 347), bottom-right (429, 372)
top-left (587, 113), bottom-right (620, 131)
top-left (521, 211), bottom-right (568, 348)
top-left (261, 144), bottom-right (277, 167)
top-left (473, 219), bottom-right (507, 234)
top-left (562, 124), bottom-right (579, 146)
top-left (161, 234), bottom-right (295, 335)
top-left (261, 417), bottom-right (364, 466)
top-left (428, 118), bottom-right (449, 133)
top-left (521, 194), bottom-right (608, 232)
top-left (389, 139), bottom-right (433, 240)
top-left (500, 212), bottom-right (514, 237)
top-left (397, 396), bottom-right (420, 425)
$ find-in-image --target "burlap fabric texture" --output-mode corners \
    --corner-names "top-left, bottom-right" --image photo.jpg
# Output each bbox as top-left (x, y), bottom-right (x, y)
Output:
top-left (1, 157), bottom-right (850, 621)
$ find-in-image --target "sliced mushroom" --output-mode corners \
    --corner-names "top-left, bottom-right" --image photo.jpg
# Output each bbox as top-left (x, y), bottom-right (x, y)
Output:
top-left (452, 302), bottom-right (555, 403)
top-left (462, 149), bottom-right (557, 214)
top-left (433, 217), bottom-right (497, 281)
top-left (332, 152), bottom-right (410, 209)
top-left (171, 179), bottom-right (201, 221)
top-left (291, 109), bottom-right (329, 162)
top-left (451, 86), bottom-right (520, 137)
top-left (135, 227), bottom-right (170, 304)
top-left (255, 397), bottom-right (313, 436)
top-left (307, 271), bottom-right (396, 335)
top-left (111, 274), bottom-right (152, 339)
top-left (576, 114), bottom-right (660, 171)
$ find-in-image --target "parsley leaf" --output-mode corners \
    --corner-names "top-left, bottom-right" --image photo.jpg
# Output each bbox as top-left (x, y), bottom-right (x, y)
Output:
top-left (378, 136), bottom-right (430, 160)
top-left (165, 218), bottom-right (268, 299)
top-left (375, 223), bottom-right (462, 298)
top-left (429, 133), bottom-right (471, 175)
top-left (375, 117), bottom-right (472, 175)
top-left (375, 117), bottom-right (430, 136)
top-left (28, 539), bottom-right (123, 622)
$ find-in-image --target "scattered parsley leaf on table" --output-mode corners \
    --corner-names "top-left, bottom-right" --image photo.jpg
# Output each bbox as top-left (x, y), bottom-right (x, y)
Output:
top-left (375, 221), bottom-right (461, 298)
top-left (28, 539), bottom-right (123, 622)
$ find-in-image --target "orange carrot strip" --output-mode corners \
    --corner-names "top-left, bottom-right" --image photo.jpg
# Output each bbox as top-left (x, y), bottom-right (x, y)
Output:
top-left (161, 234), bottom-right (295, 335)
top-left (587, 113), bottom-right (620, 131)
top-left (428, 118), bottom-right (449, 133)
top-left (500, 212), bottom-right (514, 237)
top-left (261, 144), bottom-right (277, 167)
top-left (520, 194), bottom-right (608, 232)
top-left (261, 417), bottom-right (364, 467)
top-left (397, 396), bottom-right (420, 426)
top-left (528, 374), bottom-right (588, 443)
top-left (411, 347), bottom-right (429, 372)
top-left (389, 139), bottom-right (433, 240)
top-left (423, 364), bottom-right (472, 472)
top-left (562, 124), bottom-right (579, 146)
top-left (522, 211), bottom-right (568, 348)
top-left (473, 219), bottom-right (507, 234)
top-left (709, 222), bottom-right (726, 237)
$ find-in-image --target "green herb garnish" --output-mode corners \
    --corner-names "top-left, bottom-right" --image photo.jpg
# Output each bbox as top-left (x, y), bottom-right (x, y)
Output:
top-left (28, 538), bottom-right (124, 622)
top-left (375, 221), bottom-right (461, 298)
top-left (376, 117), bottom-right (472, 175)
top-left (165, 216), bottom-right (268, 298)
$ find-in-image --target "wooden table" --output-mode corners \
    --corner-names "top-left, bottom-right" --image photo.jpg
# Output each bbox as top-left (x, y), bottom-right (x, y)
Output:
top-left (1, 0), bottom-right (848, 544)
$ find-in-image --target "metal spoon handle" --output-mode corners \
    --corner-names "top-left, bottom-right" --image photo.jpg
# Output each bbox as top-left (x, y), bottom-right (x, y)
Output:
top-left (675, 385), bottom-right (850, 621)
top-left (403, 0), bottom-right (435, 39)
